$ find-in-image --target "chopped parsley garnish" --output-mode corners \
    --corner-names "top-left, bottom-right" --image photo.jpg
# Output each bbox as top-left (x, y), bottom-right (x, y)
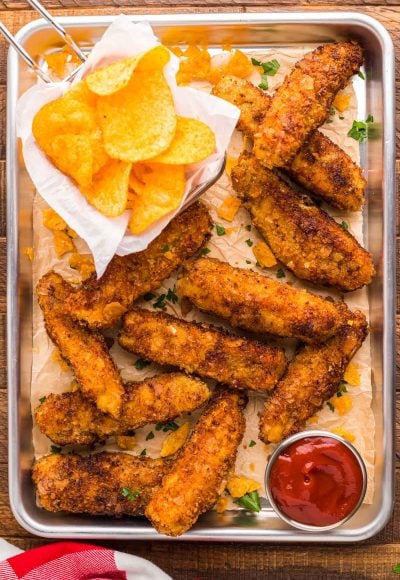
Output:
top-left (122, 487), bottom-right (141, 502)
top-left (155, 420), bottom-right (179, 432)
top-left (162, 244), bottom-right (170, 253)
top-left (215, 224), bottom-right (226, 236)
top-left (245, 224), bottom-right (252, 231)
top-left (255, 261), bottom-right (261, 268)
top-left (252, 58), bottom-right (280, 90)
top-left (245, 260), bottom-right (252, 265)
top-left (146, 431), bottom-right (155, 441)
top-left (200, 247), bottom-right (211, 255)
top-left (153, 294), bottom-right (167, 309)
top-left (327, 401), bottom-right (335, 412)
top-left (83, 285), bottom-right (89, 290)
top-left (134, 358), bottom-right (150, 370)
top-left (339, 115), bottom-right (345, 120)
top-left (245, 239), bottom-right (253, 247)
top-left (143, 292), bottom-right (156, 301)
top-left (50, 445), bottom-right (62, 454)
top-left (39, 396), bottom-right (46, 404)
top-left (341, 221), bottom-right (349, 230)
top-left (276, 268), bottom-right (285, 279)
top-left (234, 490), bottom-right (261, 512)
top-left (358, 71), bottom-right (365, 80)
top-left (166, 287), bottom-right (178, 304)
top-left (249, 440), bottom-right (257, 448)
top-left (393, 564), bottom-right (400, 574)
top-left (347, 115), bottom-right (374, 143)
top-left (337, 381), bottom-right (348, 398)
top-left (140, 449), bottom-right (147, 456)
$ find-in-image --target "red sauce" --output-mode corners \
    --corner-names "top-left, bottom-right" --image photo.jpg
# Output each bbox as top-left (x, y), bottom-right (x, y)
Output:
top-left (268, 436), bottom-right (364, 527)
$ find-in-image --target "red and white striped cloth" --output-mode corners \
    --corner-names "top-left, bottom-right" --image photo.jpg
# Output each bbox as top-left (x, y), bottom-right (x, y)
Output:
top-left (0, 540), bottom-right (172, 580)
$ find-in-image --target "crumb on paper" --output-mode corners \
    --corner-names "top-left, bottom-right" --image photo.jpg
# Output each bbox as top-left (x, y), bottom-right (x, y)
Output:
top-left (227, 475), bottom-right (261, 498)
top-left (252, 241), bottom-right (277, 268)
top-left (343, 362), bottom-right (361, 386)
top-left (53, 230), bottom-right (76, 258)
top-left (215, 496), bottom-right (228, 513)
top-left (116, 435), bottom-right (137, 450)
top-left (23, 246), bottom-right (34, 262)
top-left (69, 253), bottom-right (95, 281)
top-left (160, 422), bottom-right (190, 457)
top-left (332, 394), bottom-right (353, 415)
top-left (333, 93), bottom-right (351, 112)
top-left (217, 196), bottom-right (241, 222)
top-left (331, 427), bottom-right (356, 443)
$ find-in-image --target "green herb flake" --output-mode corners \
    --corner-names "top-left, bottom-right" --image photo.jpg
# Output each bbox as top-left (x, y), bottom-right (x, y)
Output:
top-left (366, 114), bottom-right (374, 123)
top-left (234, 490), bottom-right (261, 513)
top-left (140, 449), bottom-right (147, 456)
top-left (50, 445), bottom-right (62, 454)
top-left (146, 431), bottom-right (155, 441)
top-left (39, 396), bottom-right (47, 404)
top-left (341, 221), bottom-right (349, 230)
top-left (83, 285), bottom-right (89, 290)
top-left (134, 358), bottom-right (150, 370)
top-left (143, 292), bottom-right (156, 301)
top-left (393, 564), bottom-right (400, 574)
top-left (162, 244), bottom-right (170, 253)
top-left (245, 260), bottom-right (252, 265)
top-left (252, 57), bottom-right (280, 76)
top-left (166, 287), bottom-right (178, 304)
top-left (122, 487), bottom-right (141, 502)
top-left (358, 71), bottom-right (365, 80)
top-left (339, 115), bottom-right (345, 120)
top-left (249, 440), bottom-right (257, 448)
top-left (258, 74), bottom-right (269, 90)
top-left (255, 261), bottom-right (261, 268)
top-left (245, 239), bottom-right (253, 247)
top-left (160, 421), bottom-right (179, 433)
top-left (276, 268), bottom-right (285, 279)
top-left (327, 401), bottom-right (335, 413)
top-left (215, 224), bottom-right (226, 236)
top-left (153, 294), bottom-right (167, 309)
top-left (245, 224), bottom-right (252, 231)
top-left (325, 119), bottom-right (334, 124)
top-left (347, 115), bottom-right (374, 143)
top-left (201, 248), bottom-right (211, 255)
top-left (337, 381), bottom-right (348, 398)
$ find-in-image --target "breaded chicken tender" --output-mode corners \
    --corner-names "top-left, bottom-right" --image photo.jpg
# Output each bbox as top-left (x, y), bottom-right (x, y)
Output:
top-left (253, 42), bottom-right (363, 168)
top-left (232, 152), bottom-right (375, 291)
top-left (212, 76), bottom-right (366, 211)
top-left (32, 452), bottom-right (170, 516)
top-left (177, 257), bottom-right (347, 344)
top-left (64, 201), bottom-right (212, 329)
top-left (36, 272), bottom-right (124, 418)
top-left (259, 310), bottom-right (368, 444)
top-left (35, 373), bottom-right (210, 446)
top-left (119, 309), bottom-right (286, 392)
top-left (146, 388), bottom-right (247, 536)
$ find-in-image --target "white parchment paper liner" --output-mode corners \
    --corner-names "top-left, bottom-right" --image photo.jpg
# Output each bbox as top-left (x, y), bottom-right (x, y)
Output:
top-left (17, 16), bottom-right (239, 276)
top-left (30, 45), bottom-right (375, 508)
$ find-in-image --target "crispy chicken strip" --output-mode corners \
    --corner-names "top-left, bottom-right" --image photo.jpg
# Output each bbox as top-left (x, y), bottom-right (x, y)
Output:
top-left (231, 152), bottom-right (375, 291)
top-left (119, 309), bottom-right (286, 392)
top-left (212, 76), bottom-right (366, 211)
top-left (253, 42), bottom-right (363, 168)
top-left (32, 452), bottom-right (171, 516)
top-left (37, 272), bottom-right (124, 418)
top-left (63, 201), bottom-right (212, 329)
top-left (146, 388), bottom-right (247, 536)
top-left (176, 257), bottom-right (348, 344)
top-left (35, 373), bottom-right (210, 446)
top-left (259, 310), bottom-right (368, 444)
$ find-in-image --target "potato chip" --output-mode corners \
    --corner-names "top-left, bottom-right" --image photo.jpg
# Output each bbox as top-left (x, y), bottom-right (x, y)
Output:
top-left (83, 159), bottom-right (131, 217)
top-left (86, 55), bottom-right (145, 96)
top-left (151, 116), bottom-right (216, 165)
top-left (128, 163), bottom-right (185, 234)
top-left (97, 59), bottom-right (176, 163)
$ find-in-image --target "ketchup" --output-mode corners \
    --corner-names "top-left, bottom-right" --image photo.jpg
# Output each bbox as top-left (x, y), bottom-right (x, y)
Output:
top-left (268, 436), bottom-right (364, 527)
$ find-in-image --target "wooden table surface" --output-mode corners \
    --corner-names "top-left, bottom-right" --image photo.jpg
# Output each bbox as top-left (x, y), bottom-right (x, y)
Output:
top-left (0, 1), bottom-right (399, 578)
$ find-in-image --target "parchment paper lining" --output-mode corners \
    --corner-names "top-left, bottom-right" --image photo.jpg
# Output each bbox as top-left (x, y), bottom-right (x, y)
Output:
top-left (30, 45), bottom-right (374, 509)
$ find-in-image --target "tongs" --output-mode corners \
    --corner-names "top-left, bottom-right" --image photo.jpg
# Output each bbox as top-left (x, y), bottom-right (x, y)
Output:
top-left (1, 0), bottom-right (226, 203)
top-left (0, 0), bottom-right (86, 83)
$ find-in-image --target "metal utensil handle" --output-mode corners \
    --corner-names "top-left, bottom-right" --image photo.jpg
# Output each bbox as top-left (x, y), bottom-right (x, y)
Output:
top-left (26, 0), bottom-right (86, 62)
top-left (0, 0), bottom-right (86, 83)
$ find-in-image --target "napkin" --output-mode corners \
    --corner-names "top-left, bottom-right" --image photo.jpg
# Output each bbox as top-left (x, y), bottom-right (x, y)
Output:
top-left (16, 15), bottom-right (240, 276)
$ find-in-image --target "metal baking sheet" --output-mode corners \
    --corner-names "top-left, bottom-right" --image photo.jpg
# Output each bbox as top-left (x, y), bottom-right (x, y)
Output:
top-left (7, 12), bottom-right (396, 542)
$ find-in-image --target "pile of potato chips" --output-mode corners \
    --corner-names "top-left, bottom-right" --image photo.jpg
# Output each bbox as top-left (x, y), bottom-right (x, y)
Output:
top-left (32, 46), bottom-right (216, 234)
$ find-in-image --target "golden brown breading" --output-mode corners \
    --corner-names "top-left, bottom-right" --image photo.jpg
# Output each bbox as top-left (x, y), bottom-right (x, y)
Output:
top-left (119, 309), bottom-right (286, 392)
top-left (36, 272), bottom-right (124, 418)
top-left (35, 373), bottom-right (210, 446)
top-left (176, 257), bottom-right (348, 344)
top-left (231, 152), bottom-right (375, 292)
top-left (253, 42), bottom-right (363, 168)
top-left (259, 310), bottom-right (368, 444)
top-left (63, 201), bottom-right (212, 330)
top-left (32, 452), bottom-right (171, 516)
top-left (212, 76), bottom-right (365, 211)
top-left (145, 388), bottom-right (247, 536)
